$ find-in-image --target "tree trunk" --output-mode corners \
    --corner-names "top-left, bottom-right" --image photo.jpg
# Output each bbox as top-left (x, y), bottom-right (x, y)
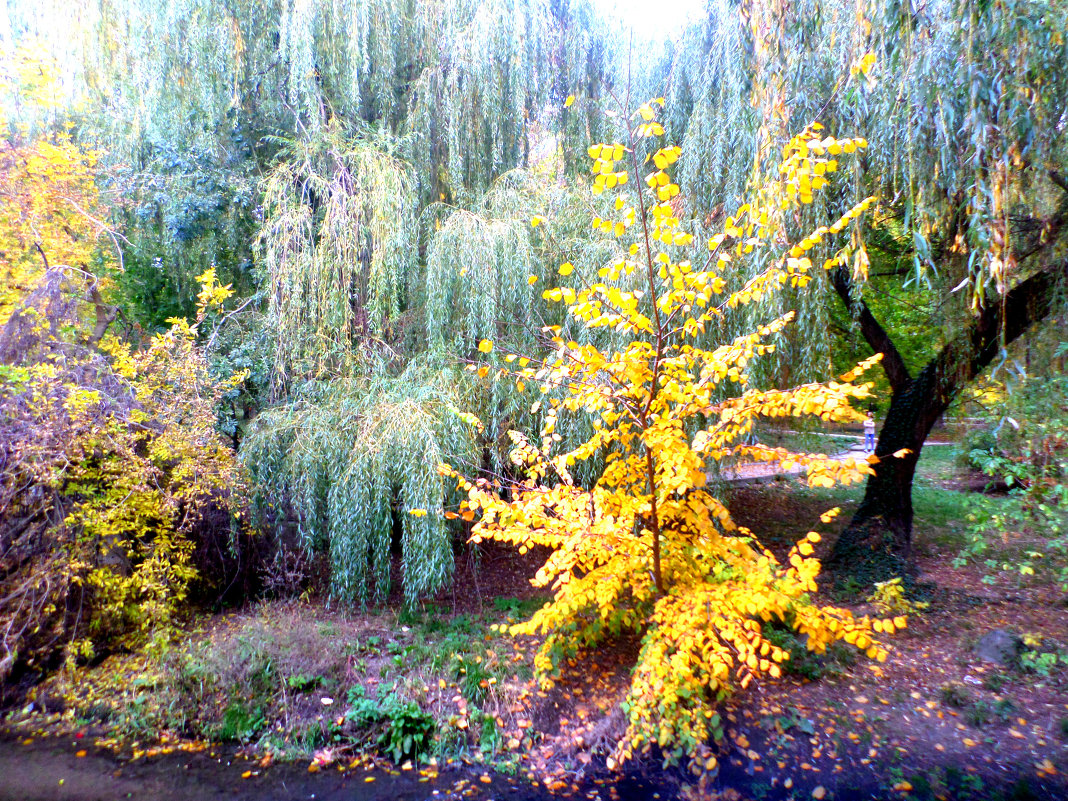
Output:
top-left (826, 254), bottom-right (1067, 582)
top-left (827, 365), bottom-right (946, 578)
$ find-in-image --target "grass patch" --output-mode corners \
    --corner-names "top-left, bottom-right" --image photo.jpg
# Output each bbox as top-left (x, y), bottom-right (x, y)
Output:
top-left (24, 598), bottom-right (539, 765)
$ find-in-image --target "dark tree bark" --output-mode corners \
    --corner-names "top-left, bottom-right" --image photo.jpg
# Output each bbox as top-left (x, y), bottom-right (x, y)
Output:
top-left (827, 258), bottom-right (1068, 579)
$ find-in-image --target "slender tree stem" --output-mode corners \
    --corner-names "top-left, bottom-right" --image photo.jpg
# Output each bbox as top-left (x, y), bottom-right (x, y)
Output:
top-left (644, 443), bottom-right (663, 595)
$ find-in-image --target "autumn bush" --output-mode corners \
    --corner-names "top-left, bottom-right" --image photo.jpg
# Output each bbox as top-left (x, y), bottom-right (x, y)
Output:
top-left (449, 101), bottom-right (908, 767)
top-left (0, 138), bottom-right (245, 688)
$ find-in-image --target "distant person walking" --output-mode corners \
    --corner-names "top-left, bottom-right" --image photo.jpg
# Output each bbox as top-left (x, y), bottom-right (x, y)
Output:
top-left (863, 411), bottom-right (876, 452)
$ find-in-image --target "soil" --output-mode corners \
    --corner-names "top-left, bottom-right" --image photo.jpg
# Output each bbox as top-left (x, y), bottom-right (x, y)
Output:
top-left (706, 481), bottom-right (1067, 799)
top-left (0, 731), bottom-right (554, 801)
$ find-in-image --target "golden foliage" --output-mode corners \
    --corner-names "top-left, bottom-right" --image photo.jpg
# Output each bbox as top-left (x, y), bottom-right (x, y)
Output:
top-left (0, 186), bottom-right (240, 678)
top-left (445, 104), bottom-right (903, 765)
top-left (0, 134), bottom-right (103, 325)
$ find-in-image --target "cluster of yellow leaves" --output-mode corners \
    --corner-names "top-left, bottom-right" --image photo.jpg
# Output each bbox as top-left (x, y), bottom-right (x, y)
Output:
top-left (454, 100), bottom-right (897, 765)
top-left (195, 267), bottom-right (235, 318)
top-left (1, 262), bottom-right (241, 672)
top-left (0, 135), bottom-right (102, 324)
top-left (59, 318), bottom-right (239, 655)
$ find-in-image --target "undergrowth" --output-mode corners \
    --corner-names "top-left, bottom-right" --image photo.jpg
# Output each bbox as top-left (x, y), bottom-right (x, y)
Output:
top-left (13, 598), bottom-right (543, 767)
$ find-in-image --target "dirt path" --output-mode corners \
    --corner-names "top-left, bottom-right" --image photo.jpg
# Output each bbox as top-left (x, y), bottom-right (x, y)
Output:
top-left (722, 440), bottom-right (955, 484)
top-left (0, 733), bottom-right (552, 801)
top-left (722, 442), bottom-right (870, 484)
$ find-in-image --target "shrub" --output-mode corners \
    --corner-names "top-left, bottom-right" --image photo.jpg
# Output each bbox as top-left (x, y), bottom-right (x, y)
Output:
top-left (0, 265), bottom-right (242, 686)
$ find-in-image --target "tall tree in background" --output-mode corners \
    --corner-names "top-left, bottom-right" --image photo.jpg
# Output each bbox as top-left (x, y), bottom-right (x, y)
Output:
top-left (657, 0), bottom-right (1068, 577)
top-left (2, 0), bottom-right (620, 327)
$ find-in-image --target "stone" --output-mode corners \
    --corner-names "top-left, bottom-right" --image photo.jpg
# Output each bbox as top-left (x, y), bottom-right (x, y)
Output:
top-left (973, 628), bottom-right (1025, 667)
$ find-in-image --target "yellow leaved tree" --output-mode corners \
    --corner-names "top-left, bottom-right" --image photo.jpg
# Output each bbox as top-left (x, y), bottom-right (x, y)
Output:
top-left (445, 100), bottom-right (906, 767)
top-left (0, 133), bottom-right (104, 326)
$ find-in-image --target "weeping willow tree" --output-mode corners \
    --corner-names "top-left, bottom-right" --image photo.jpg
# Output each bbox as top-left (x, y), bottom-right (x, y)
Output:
top-left (423, 166), bottom-right (626, 483)
top-left (258, 125), bottom-right (416, 387)
top-left (730, 0), bottom-right (1068, 568)
top-left (72, 0), bottom-right (583, 198)
top-left (241, 365), bottom-right (481, 605)
top-left (655, 0), bottom-right (1068, 570)
top-left (0, 0), bottom-right (622, 333)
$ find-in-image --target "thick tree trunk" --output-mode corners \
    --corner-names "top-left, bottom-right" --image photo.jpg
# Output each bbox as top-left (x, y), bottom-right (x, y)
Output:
top-left (827, 255), bottom-right (1067, 581)
top-left (827, 365), bottom-right (946, 576)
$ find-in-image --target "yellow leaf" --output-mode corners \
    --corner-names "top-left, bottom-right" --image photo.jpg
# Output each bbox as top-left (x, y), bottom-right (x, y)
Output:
top-left (478, 339), bottom-right (493, 353)
top-left (892, 448), bottom-right (912, 459)
top-left (564, 94), bottom-right (575, 108)
top-left (812, 787), bottom-right (827, 800)
top-left (559, 262), bottom-right (575, 276)
top-left (528, 274), bottom-right (538, 285)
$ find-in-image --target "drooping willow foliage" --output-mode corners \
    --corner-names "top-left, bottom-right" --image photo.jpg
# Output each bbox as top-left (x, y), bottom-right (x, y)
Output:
top-left (839, 0), bottom-right (1067, 307)
top-left (257, 125), bottom-right (416, 387)
top-left (672, 0), bottom-right (756, 221)
top-left (2, 0), bottom-right (622, 332)
top-left (72, 0), bottom-right (580, 201)
top-left (668, 0), bottom-right (1068, 318)
top-left (406, 0), bottom-right (553, 204)
top-left (423, 167), bottom-right (621, 481)
top-left (241, 364), bottom-right (481, 605)
top-left (426, 172), bottom-right (551, 356)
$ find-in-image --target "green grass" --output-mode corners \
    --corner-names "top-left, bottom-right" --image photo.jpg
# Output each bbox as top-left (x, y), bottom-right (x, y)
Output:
top-left (913, 487), bottom-right (973, 549)
top-left (914, 443), bottom-right (962, 484)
